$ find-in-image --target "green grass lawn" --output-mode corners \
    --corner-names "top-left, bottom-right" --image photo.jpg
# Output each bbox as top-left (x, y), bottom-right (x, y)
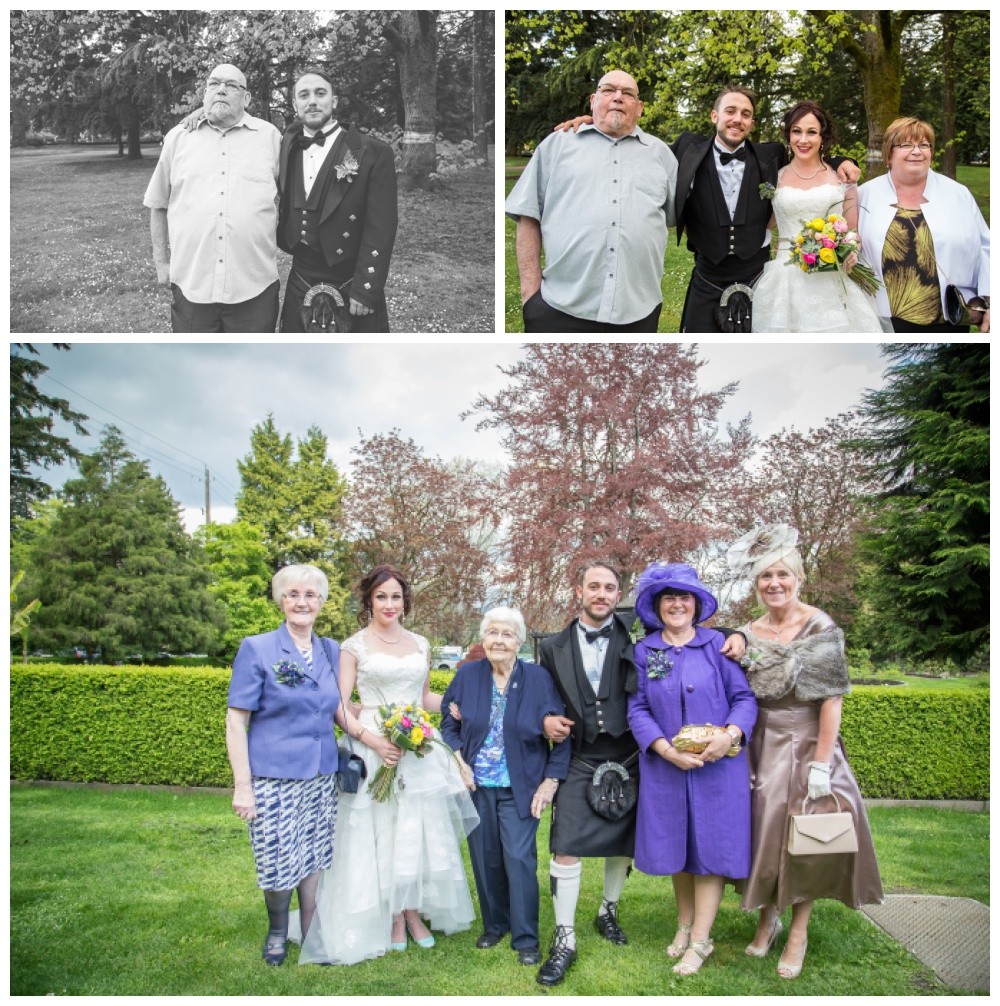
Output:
top-left (9, 145), bottom-right (493, 333)
top-left (10, 783), bottom-right (987, 995)
top-left (504, 158), bottom-right (990, 334)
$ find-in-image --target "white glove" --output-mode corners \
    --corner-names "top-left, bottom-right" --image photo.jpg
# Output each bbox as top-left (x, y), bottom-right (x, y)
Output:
top-left (807, 761), bottom-right (832, 800)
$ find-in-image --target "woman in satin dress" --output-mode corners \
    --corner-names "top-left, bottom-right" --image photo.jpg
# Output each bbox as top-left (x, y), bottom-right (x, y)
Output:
top-left (726, 525), bottom-right (882, 979)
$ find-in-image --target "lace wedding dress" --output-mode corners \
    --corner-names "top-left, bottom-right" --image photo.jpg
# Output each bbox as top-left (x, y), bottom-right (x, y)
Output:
top-left (752, 181), bottom-right (882, 332)
top-left (293, 630), bottom-right (478, 964)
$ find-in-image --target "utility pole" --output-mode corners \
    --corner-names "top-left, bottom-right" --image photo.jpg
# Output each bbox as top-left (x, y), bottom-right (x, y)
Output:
top-left (204, 467), bottom-right (211, 525)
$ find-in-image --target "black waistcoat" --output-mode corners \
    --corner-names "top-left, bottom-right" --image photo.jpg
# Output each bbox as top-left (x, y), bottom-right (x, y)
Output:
top-left (571, 623), bottom-right (633, 746)
top-left (281, 142), bottom-right (338, 254)
top-left (684, 149), bottom-right (770, 265)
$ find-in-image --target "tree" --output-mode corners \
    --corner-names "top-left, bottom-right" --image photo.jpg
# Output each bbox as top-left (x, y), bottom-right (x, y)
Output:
top-left (195, 520), bottom-right (279, 659)
top-left (849, 344), bottom-right (989, 663)
top-left (345, 430), bottom-right (498, 644)
top-left (10, 570), bottom-right (42, 664)
top-left (717, 413), bottom-right (874, 629)
top-left (20, 427), bottom-right (227, 660)
top-left (10, 344), bottom-right (89, 520)
top-left (235, 416), bottom-right (352, 638)
top-left (465, 345), bottom-right (754, 629)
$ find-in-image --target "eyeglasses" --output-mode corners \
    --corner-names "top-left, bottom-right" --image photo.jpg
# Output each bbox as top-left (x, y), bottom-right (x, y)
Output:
top-left (207, 79), bottom-right (247, 93)
top-left (283, 591), bottom-right (322, 604)
top-left (894, 142), bottom-right (931, 153)
top-left (661, 592), bottom-right (695, 603)
top-left (484, 628), bottom-right (519, 641)
top-left (596, 84), bottom-right (639, 101)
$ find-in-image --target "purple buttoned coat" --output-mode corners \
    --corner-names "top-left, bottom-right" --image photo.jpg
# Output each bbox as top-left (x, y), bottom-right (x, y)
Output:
top-left (628, 627), bottom-right (757, 878)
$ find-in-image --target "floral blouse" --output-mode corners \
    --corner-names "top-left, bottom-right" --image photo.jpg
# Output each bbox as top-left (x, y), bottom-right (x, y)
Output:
top-left (472, 682), bottom-right (511, 787)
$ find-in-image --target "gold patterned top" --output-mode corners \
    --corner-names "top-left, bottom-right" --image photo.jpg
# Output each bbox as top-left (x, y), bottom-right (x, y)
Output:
top-left (881, 206), bottom-right (945, 325)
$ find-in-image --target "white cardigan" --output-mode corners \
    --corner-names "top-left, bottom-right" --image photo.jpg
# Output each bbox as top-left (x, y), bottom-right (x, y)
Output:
top-left (858, 169), bottom-right (990, 320)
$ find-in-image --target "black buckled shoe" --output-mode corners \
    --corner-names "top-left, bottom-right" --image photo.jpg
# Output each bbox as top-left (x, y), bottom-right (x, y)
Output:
top-left (517, 946), bottom-right (542, 965)
top-left (262, 935), bottom-right (287, 966)
top-left (476, 931), bottom-right (507, 949)
top-left (536, 926), bottom-right (577, 985)
top-left (594, 899), bottom-right (628, 945)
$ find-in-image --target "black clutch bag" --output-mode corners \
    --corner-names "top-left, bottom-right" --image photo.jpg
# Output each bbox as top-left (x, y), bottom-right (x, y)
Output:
top-left (336, 733), bottom-right (367, 794)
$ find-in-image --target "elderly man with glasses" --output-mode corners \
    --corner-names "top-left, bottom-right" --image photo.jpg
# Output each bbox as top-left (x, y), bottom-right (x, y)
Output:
top-left (504, 70), bottom-right (678, 333)
top-left (144, 63), bottom-right (282, 332)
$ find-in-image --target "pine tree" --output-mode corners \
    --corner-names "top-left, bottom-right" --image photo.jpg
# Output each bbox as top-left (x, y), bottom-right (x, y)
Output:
top-left (21, 427), bottom-right (227, 660)
top-left (851, 344), bottom-right (989, 663)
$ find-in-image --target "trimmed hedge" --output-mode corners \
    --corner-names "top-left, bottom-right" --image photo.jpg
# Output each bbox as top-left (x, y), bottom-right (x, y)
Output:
top-left (9, 665), bottom-right (988, 798)
top-left (9, 664), bottom-right (454, 788)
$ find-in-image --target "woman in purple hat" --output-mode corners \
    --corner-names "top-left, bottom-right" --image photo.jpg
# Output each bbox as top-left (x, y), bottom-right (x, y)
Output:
top-left (628, 562), bottom-right (757, 977)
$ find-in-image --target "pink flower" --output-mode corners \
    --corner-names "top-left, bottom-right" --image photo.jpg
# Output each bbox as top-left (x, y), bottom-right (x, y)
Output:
top-left (822, 237), bottom-right (836, 249)
top-left (846, 231), bottom-right (859, 245)
top-left (401, 716), bottom-right (412, 728)
top-left (833, 218), bottom-right (849, 234)
top-left (803, 252), bottom-right (817, 266)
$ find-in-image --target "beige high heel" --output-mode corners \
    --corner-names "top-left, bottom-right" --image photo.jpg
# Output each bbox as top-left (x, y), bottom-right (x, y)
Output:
top-left (777, 937), bottom-right (807, 979)
top-left (745, 915), bottom-right (782, 957)
top-left (672, 938), bottom-right (713, 976)
top-left (666, 921), bottom-right (692, 958)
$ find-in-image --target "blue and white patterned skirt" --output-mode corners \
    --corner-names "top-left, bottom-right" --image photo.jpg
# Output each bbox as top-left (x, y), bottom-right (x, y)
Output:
top-left (248, 774), bottom-right (337, 891)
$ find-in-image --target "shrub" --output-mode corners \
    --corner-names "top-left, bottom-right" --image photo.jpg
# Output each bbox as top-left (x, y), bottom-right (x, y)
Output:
top-left (10, 663), bottom-right (458, 788)
top-left (10, 665), bottom-right (988, 799)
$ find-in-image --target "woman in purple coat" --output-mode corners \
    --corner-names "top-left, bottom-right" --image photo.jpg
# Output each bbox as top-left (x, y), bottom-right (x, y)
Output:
top-left (628, 562), bottom-right (757, 977)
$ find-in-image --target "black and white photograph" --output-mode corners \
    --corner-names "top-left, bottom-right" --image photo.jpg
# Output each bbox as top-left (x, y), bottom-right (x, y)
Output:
top-left (10, 10), bottom-right (494, 333)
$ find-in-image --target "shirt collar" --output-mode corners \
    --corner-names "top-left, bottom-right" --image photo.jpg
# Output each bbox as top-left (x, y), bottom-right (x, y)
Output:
top-left (714, 141), bottom-right (745, 157)
top-left (643, 626), bottom-right (713, 650)
top-left (577, 615), bottom-right (614, 634)
top-left (579, 122), bottom-right (648, 144)
top-left (304, 120), bottom-right (340, 139)
top-left (201, 111), bottom-right (255, 133)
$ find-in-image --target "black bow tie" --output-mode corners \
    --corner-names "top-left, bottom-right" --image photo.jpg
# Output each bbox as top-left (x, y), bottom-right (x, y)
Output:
top-left (298, 130), bottom-right (328, 150)
top-left (719, 147), bottom-right (747, 165)
top-left (584, 624), bottom-right (613, 644)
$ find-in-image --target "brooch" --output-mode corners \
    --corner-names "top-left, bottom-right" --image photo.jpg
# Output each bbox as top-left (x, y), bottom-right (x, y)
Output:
top-left (273, 659), bottom-right (306, 687)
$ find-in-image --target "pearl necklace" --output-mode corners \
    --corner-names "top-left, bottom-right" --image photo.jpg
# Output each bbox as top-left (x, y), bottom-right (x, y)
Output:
top-left (370, 626), bottom-right (405, 645)
top-left (789, 161), bottom-right (826, 180)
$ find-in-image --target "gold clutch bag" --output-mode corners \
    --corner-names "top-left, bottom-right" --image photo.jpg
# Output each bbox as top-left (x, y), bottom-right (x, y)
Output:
top-left (671, 723), bottom-right (740, 758)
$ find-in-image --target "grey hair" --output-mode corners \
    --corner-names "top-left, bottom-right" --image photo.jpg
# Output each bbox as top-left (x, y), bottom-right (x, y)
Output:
top-left (271, 564), bottom-right (329, 604)
top-left (479, 606), bottom-right (527, 645)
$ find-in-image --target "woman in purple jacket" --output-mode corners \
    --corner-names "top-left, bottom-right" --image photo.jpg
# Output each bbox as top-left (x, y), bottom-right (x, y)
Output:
top-left (628, 562), bottom-right (757, 977)
top-left (226, 563), bottom-right (367, 967)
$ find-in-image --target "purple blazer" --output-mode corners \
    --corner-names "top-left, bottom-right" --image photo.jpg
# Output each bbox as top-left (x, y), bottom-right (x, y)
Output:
top-left (228, 622), bottom-right (341, 780)
top-left (628, 627), bottom-right (757, 878)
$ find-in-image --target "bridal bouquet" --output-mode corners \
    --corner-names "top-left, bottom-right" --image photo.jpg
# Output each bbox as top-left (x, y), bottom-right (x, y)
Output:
top-left (788, 211), bottom-right (881, 296)
top-left (368, 701), bottom-right (437, 802)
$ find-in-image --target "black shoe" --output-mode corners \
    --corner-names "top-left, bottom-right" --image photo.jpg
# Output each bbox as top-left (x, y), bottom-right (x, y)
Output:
top-left (262, 935), bottom-right (287, 966)
top-left (594, 899), bottom-right (628, 945)
top-left (476, 931), bottom-right (507, 949)
top-left (518, 946), bottom-right (542, 965)
top-left (536, 926), bottom-right (577, 985)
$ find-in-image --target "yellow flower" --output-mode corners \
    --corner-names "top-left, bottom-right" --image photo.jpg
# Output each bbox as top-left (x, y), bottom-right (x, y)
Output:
top-left (819, 247), bottom-right (836, 264)
top-left (810, 217), bottom-right (827, 232)
top-left (796, 234), bottom-right (804, 245)
top-left (410, 727), bottom-right (425, 745)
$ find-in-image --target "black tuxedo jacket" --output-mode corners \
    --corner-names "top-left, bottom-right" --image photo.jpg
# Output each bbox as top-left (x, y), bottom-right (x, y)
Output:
top-left (671, 131), bottom-right (785, 252)
top-left (278, 122), bottom-right (398, 309)
top-left (538, 613), bottom-right (637, 750)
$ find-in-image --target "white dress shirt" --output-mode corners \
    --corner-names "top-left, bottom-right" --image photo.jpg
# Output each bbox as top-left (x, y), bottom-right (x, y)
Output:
top-left (576, 617), bottom-right (613, 694)
top-left (302, 122), bottom-right (342, 198)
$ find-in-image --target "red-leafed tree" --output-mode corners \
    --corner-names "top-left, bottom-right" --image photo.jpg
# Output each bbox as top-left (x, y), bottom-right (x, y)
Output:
top-left (345, 429), bottom-right (499, 645)
top-left (464, 344), bottom-right (755, 631)
top-left (716, 412), bottom-right (875, 629)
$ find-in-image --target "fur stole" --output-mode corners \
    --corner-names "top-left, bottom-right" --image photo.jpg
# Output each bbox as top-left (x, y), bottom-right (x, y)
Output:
top-left (739, 627), bottom-right (850, 701)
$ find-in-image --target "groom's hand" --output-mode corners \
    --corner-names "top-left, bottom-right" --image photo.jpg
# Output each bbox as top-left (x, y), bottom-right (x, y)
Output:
top-left (349, 297), bottom-right (373, 317)
top-left (553, 115), bottom-right (593, 133)
top-left (835, 160), bottom-right (861, 185)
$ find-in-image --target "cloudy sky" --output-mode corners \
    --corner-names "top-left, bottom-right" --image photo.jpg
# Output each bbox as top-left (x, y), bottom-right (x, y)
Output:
top-left (23, 341), bottom-right (888, 530)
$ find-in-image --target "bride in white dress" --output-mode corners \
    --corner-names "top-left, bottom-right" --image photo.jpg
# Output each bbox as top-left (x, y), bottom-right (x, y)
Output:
top-left (752, 101), bottom-right (882, 333)
top-left (294, 564), bottom-right (478, 964)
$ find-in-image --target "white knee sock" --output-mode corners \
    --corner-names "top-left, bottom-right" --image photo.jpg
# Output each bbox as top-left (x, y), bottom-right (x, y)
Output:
top-left (601, 857), bottom-right (631, 910)
top-left (550, 860), bottom-right (582, 948)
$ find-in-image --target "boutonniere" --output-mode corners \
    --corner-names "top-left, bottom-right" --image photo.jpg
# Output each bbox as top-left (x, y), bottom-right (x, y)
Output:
top-left (759, 182), bottom-right (776, 201)
top-left (646, 649), bottom-right (673, 681)
top-left (335, 150), bottom-right (360, 183)
top-left (273, 659), bottom-right (307, 687)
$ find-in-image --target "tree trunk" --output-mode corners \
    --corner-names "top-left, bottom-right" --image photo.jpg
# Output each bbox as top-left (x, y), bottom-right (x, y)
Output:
top-left (127, 115), bottom-right (142, 160)
top-left (940, 13), bottom-right (957, 179)
top-left (385, 11), bottom-right (438, 189)
top-left (858, 13), bottom-right (903, 179)
top-left (472, 10), bottom-right (490, 163)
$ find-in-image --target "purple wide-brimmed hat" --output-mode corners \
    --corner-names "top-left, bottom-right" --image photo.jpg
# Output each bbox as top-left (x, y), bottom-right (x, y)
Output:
top-left (634, 561), bottom-right (718, 629)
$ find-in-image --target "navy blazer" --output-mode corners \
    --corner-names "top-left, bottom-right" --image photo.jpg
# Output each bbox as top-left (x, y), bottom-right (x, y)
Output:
top-left (228, 622), bottom-right (342, 779)
top-left (441, 659), bottom-right (571, 820)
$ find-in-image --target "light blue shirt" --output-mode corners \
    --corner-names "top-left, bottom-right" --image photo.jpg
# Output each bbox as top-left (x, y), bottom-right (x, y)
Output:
top-left (505, 124), bottom-right (677, 325)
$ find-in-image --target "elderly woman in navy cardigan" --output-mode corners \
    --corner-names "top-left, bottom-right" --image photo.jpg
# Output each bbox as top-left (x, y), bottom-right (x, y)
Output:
top-left (628, 562), bottom-right (757, 977)
top-left (226, 563), bottom-right (368, 967)
top-left (441, 606), bottom-right (571, 966)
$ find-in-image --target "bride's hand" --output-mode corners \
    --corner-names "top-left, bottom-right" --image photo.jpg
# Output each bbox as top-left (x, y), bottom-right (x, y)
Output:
top-left (374, 737), bottom-right (402, 766)
top-left (844, 251), bottom-right (858, 272)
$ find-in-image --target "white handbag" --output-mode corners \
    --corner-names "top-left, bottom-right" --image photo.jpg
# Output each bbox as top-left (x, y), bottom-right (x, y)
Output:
top-left (787, 794), bottom-right (858, 856)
